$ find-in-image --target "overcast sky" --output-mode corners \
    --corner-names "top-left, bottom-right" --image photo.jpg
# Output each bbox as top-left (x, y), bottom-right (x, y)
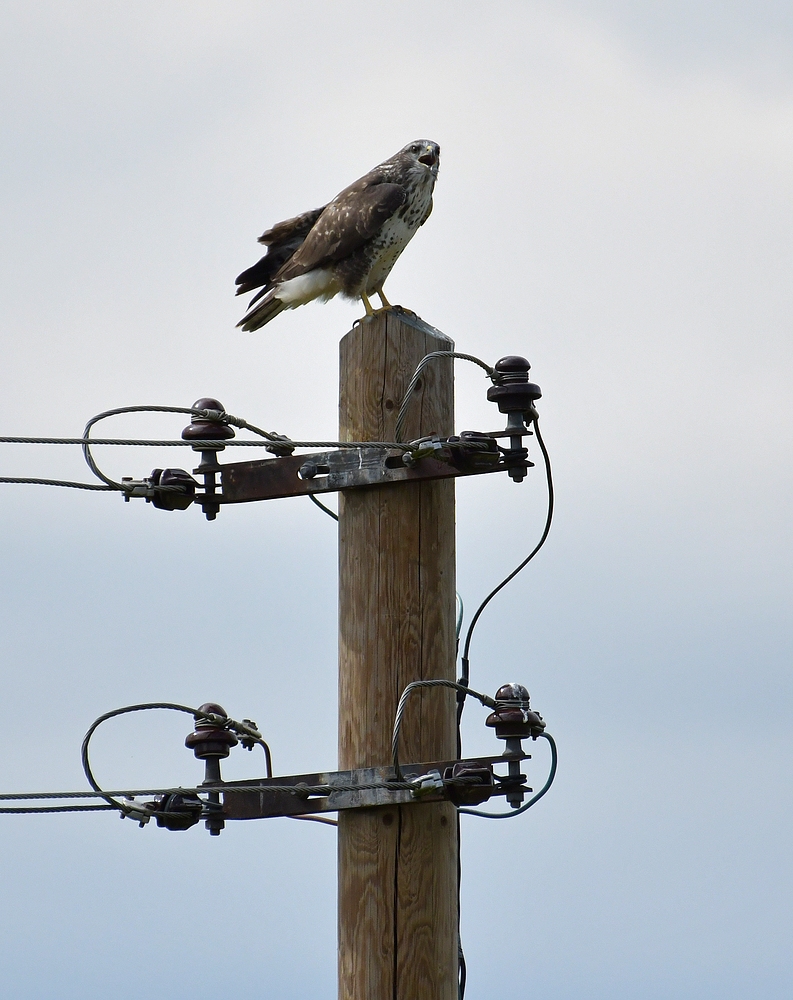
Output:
top-left (1, 3), bottom-right (791, 998)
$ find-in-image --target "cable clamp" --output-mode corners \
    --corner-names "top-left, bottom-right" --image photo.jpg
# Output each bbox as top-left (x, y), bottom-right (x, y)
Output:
top-left (118, 797), bottom-right (154, 826)
top-left (237, 718), bottom-right (263, 749)
top-left (262, 433), bottom-right (296, 458)
top-left (408, 769), bottom-right (445, 798)
top-left (403, 435), bottom-right (445, 466)
top-left (119, 478), bottom-right (156, 499)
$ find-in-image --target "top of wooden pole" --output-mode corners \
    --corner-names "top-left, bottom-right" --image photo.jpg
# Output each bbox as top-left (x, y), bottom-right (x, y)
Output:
top-left (339, 307), bottom-right (453, 446)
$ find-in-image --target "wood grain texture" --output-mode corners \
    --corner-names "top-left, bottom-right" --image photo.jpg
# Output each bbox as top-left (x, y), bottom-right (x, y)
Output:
top-left (338, 310), bottom-right (458, 1000)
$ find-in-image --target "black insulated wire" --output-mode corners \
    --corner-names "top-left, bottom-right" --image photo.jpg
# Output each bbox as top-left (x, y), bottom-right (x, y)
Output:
top-left (458, 731), bottom-right (557, 819)
top-left (308, 493), bottom-right (339, 521)
top-left (452, 417), bottom-right (553, 992)
top-left (456, 416), bottom-right (554, 728)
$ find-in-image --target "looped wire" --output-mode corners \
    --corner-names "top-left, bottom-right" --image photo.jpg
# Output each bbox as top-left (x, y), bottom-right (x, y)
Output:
top-left (395, 352), bottom-right (494, 443)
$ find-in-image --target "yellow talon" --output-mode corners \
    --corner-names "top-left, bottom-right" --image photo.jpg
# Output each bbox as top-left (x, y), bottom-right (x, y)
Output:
top-left (376, 287), bottom-right (392, 309)
top-left (361, 292), bottom-right (374, 316)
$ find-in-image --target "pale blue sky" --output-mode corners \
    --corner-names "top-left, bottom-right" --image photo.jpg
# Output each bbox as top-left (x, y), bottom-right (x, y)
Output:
top-left (1, 3), bottom-right (791, 997)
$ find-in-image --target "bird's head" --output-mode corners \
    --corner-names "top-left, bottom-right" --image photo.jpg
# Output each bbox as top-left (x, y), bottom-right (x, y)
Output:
top-left (402, 139), bottom-right (440, 177)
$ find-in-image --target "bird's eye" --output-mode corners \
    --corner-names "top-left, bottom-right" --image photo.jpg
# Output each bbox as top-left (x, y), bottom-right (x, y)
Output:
top-left (411, 144), bottom-right (421, 153)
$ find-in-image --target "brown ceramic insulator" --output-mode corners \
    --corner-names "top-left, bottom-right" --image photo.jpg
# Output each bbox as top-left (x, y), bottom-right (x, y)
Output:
top-left (493, 356), bottom-right (531, 380)
top-left (185, 703), bottom-right (238, 759)
top-left (194, 702), bottom-right (229, 722)
top-left (487, 358), bottom-right (542, 415)
top-left (485, 683), bottom-right (545, 739)
top-left (149, 468), bottom-right (197, 511)
top-left (494, 682), bottom-right (531, 704)
top-left (181, 398), bottom-right (235, 441)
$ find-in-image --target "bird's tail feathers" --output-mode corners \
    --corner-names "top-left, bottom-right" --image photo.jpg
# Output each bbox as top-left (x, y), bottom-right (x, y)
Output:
top-left (237, 292), bottom-right (287, 332)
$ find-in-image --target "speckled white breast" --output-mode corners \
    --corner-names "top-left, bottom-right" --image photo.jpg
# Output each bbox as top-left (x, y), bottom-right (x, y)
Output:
top-left (364, 174), bottom-right (434, 292)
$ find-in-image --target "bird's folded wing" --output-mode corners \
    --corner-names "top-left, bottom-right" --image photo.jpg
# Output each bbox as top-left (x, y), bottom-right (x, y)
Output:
top-left (258, 207), bottom-right (327, 246)
top-left (274, 179), bottom-right (407, 282)
top-left (235, 207), bottom-right (326, 298)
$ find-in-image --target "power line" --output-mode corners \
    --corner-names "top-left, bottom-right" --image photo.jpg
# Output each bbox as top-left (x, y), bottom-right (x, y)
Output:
top-left (0, 804), bottom-right (116, 814)
top-left (0, 477), bottom-right (115, 491)
top-left (0, 436), bottom-right (413, 449)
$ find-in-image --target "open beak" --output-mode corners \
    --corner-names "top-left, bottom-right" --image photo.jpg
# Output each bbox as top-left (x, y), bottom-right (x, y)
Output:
top-left (419, 146), bottom-right (438, 167)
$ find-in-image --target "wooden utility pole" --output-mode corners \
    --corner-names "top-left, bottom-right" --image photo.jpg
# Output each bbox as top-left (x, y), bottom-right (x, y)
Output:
top-left (338, 309), bottom-right (458, 999)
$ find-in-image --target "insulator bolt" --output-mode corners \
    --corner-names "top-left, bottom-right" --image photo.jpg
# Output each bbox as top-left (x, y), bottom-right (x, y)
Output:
top-left (181, 399), bottom-right (233, 521)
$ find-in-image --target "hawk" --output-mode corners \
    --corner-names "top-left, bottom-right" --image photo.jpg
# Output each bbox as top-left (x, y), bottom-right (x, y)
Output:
top-left (235, 139), bottom-right (440, 331)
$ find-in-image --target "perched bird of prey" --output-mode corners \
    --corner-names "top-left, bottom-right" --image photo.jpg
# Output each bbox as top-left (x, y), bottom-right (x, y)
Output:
top-left (235, 139), bottom-right (440, 331)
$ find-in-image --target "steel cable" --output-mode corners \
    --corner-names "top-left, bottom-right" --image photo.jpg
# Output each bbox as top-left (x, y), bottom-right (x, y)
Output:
top-left (0, 436), bottom-right (414, 448)
top-left (0, 477), bottom-right (116, 491)
top-left (0, 804), bottom-right (117, 814)
top-left (391, 680), bottom-right (497, 778)
top-left (395, 352), bottom-right (494, 443)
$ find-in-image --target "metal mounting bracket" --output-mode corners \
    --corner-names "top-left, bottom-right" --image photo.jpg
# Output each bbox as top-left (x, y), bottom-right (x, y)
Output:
top-left (215, 752), bottom-right (531, 820)
top-left (218, 445), bottom-right (519, 505)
